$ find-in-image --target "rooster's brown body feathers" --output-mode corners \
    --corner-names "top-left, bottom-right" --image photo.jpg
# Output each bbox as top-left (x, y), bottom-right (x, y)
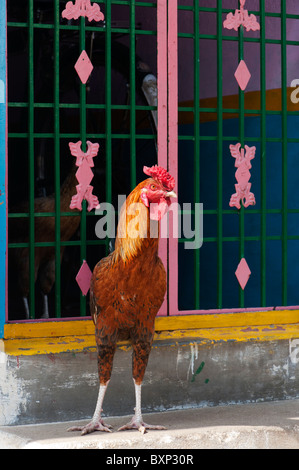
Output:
top-left (90, 179), bottom-right (166, 385)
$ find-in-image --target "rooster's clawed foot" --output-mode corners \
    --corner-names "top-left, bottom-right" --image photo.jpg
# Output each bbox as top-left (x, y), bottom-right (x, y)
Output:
top-left (118, 417), bottom-right (166, 434)
top-left (67, 419), bottom-right (113, 435)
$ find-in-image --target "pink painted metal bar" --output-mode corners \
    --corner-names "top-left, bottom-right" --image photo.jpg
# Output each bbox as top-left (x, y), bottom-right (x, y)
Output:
top-left (4, 305), bottom-right (279, 325)
top-left (167, 0), bottom-right (179, 316)
top-left (3, 1), bottom-right (8, 327)
top-left (157, 0), bottom-right (168, 315)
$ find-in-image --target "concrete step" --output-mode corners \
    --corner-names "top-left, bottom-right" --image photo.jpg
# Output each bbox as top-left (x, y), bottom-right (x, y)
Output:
top-left (1, 399), bottom-right (299, 449)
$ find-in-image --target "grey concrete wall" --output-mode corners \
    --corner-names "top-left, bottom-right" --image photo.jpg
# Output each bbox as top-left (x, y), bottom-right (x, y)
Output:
top-left (1, 337), bottom-right (299, 426)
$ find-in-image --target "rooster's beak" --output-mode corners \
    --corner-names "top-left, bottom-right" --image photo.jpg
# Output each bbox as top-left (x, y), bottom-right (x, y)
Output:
top-left (165, 190), bottom-right (177, 199)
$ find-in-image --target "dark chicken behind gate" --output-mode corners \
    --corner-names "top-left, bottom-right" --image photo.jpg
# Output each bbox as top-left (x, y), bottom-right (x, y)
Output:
top-left (9, 165), bottom-right (80, 318)
top-left (68, 165), bottom-right (177, 434)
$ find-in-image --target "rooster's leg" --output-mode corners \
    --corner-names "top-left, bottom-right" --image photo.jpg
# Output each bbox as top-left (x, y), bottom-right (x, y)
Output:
top-left (23, 297), bottom-right (30, 319)
top-left (118, 380), bottom-right (166, 433)
top-left (67, 383), bottom-right (112, 435)
top-left (68, 344), bottom-right (116, 435)
top-left (118, 341), bottom-right (166, 433)
top-left (41, 295), bottom-right (49, 319)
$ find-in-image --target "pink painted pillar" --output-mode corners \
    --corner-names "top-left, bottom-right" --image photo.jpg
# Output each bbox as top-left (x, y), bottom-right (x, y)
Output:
top-left (167, 1), bottom-right (179, 316)
top-left (157, 0), bottom-right (168, 315)
top-left (157, 0), bottom-right (179, 316)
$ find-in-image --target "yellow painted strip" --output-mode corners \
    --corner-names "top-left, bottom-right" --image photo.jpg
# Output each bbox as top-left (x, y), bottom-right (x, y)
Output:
top-left (4, 319), bottom-right (94, 339)
top-left (155, 324), bottom-right (299, 348)
top-left (2, 323), bottom-right (299, 356)
top-left (4, 310), bottom-right (299, 340)
top-left (156, 310), bottom-right (299, 330)
top-left (154, 324), bottom-right (299, 344)
top-left (2, 335), bottom-right (96, 356)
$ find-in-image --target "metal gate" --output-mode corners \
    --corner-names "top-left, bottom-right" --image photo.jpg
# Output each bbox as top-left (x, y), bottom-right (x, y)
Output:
top-left (5, 0), bottom-right (299, 324)
top-left (7, 0), bottom-right (159, 320)
top-left (168, 0), bottom-right (299, 316)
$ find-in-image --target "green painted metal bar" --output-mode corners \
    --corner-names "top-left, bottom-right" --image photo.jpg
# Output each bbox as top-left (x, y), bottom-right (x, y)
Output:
top-left (9, 98), bottom-right (298, 115)
top-left (260, 0), bottom-right (267, 307)
top-left (12, 232), bottom-right (294, 249)
top-left (130, 1), bottom-right (136, 190)
top-left (9, 132), bottom-right (294, 144)
top-left (9, 240), bottom-right (107, 249)
top-left (105, 0), bottom-right (112, 257)
top-left (216, 0), bottom-right (223, 309)
top-left (11, 205), bottom-right (299, 218)
top-left (193, 0), bottom-right (200, 309)
top-left (238, 9), bottom-right (245, 308)
top-left (281, 0), bottom-right (288, 305)
top-left (28, 0), bottom-right (35, 319)
top-left (8, 102), bottom-right (157, 112)
top-left (54, 0), bottom-right (61, 318)
top-left (79, 15), bottom-right (87, 316)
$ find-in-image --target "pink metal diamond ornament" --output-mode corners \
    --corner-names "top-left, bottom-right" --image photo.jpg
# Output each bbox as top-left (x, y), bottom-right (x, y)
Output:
top-left (76, 260), bottom-right (92, 296)
top-left (75, 50), bottom-right (93, 84)
top-left (62, 0), bottom-right (105, 22)
top-left (235, 258), bottom-right (251, 290)
top-left (76, 161), bottom-right (94, 188)
top-left (234, 60), bottom-right (251, 91)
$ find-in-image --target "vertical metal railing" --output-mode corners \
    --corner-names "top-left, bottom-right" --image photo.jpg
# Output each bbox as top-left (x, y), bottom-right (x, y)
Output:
top-left (281, 0), bottom-right (288, 306)
top-left (54, 0), bottom-right (61, 317)
top-left (216, 0), bottom-right (223, 309)
top-left (193, 0), bottom-right (200, 309)
top-left (238, 3), bottom-right (245, 309)
top-left (0, 0), bottom-right (7, 335)
top-left (105, 0), bottom-right (112, 261)
top-left (260, 0), bottom-right (267, 307)
top-left (28, 0), bottom-right (35, 319)
top-left (79, 15), bottom-right (87, 317)
top-left (130, 0), bottom-right (136, 190)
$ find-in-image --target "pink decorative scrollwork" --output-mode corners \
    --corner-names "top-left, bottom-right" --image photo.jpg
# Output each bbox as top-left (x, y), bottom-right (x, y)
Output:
top-left (62, 0), bottom-right (104, 22)
top-left (229, 143), bottom-right (256, 210)
top-left (69, 141), bottom-right (100, 212)
top-left (223, 0), bottom-right (260, 32)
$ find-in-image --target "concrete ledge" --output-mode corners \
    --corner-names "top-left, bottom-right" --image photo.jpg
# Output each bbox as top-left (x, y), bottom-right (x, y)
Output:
top-left (1, 399), bottom-right (299, 449)
top-left (2, 322), bottom-right (299, 356)
top-left (1, 328), bottom-right (299, 426)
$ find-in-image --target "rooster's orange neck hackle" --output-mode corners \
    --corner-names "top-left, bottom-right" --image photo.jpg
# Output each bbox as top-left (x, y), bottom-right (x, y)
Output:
top-left (114, 180), bottom-right (159, 263)
top-left (113, 165), bottom-right (176, 264)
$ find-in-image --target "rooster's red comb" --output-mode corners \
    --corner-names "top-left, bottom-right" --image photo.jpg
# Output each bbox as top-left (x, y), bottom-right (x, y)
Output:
top-left (143, 165), bottom-right (175, 191)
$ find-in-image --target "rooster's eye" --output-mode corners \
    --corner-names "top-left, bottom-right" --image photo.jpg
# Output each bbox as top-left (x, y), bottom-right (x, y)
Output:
top-left (151, 184), bottom-right (157, 190)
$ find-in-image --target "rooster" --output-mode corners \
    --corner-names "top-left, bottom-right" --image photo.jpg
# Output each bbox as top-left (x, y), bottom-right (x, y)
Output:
top-left (68, 165), bottom-right (177, 434)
